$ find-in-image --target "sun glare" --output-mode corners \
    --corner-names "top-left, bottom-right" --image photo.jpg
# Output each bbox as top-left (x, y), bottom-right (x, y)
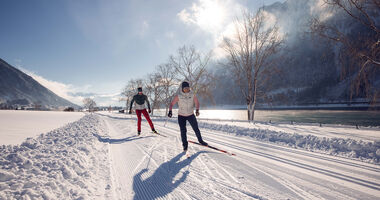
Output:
top-left (194, 0), bottom-right (226, 31)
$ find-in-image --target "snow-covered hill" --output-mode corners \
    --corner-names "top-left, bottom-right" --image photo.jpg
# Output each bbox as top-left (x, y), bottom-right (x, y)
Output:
top-left (0, 58), bottom-right (78, 109)
top-left (1, 112), bottom-right (379, 199)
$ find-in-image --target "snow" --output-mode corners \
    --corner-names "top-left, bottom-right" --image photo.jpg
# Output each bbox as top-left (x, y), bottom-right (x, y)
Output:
top-left (155, 116), bottom-right (380, 163)
top-left (0, 110), bottom-right (84, 145)
top-left (0, 111), bottom-right (379, 199)
top-left (0, 114), bottom-right (111, 199)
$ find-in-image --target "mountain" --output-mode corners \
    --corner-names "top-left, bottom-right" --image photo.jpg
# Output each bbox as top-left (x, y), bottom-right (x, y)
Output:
top-left (263, 0), bottom-right (379, 104)
top-left (0, 58), bottom-right (78, 109)
top-left (208, 0), bottom-right (379, 107)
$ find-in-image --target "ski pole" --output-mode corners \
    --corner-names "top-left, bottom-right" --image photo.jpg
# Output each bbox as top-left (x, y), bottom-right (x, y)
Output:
top-left (164, 115), bottom-right (169, 127)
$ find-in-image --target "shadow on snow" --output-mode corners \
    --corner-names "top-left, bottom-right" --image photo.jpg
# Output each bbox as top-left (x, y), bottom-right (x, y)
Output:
top-left (92, 133), bottom-right (153, 144)
top-left (132, 151), bottom-right (207, 200)
top-left (96, 113), bottom-right (136, 121)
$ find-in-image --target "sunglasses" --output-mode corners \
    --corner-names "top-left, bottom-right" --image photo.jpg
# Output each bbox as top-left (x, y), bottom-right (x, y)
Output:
top-left (183, 87), bottom-right (190, 92)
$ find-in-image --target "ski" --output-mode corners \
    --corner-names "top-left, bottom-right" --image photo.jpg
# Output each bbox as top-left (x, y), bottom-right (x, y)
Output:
top-left (188, 140), bottom-right (236, 156)
top-left (152, 131), bottom-right (167, 137)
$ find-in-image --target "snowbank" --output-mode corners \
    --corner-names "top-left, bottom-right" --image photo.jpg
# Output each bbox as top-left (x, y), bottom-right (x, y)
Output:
top-left (152, 116), bottom-right (380, 164)
top-left (0, 114), bottom-right (112, 200)
top-left (195, 121), bottom-right (380, 164)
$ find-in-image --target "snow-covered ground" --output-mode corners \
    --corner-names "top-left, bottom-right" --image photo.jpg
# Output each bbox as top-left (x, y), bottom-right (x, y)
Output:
top-left (0, 110), bottom-right (84, 145)
top-left (1, 111), bottom-right (379, 199)
top-left (197, 119), bottom-right (380, 141)
top-left (0, 113), bottom-right (110, 199)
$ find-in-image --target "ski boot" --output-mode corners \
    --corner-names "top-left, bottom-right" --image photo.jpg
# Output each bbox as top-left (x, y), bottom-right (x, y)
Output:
top-left (199, 141), bottom-right (208, 146)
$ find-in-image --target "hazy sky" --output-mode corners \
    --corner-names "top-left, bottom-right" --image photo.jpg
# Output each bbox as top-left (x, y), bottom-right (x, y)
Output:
top-left (0, 0), bottom-right (284, 106)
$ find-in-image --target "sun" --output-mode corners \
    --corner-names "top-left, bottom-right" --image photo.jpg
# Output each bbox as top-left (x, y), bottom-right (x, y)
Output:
top-left (193, 0), bottom-right (227, 31)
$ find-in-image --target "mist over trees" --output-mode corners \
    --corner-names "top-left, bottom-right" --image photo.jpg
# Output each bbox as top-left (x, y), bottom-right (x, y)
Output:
top-left (121, 0), bottom-right (379, 120)
top-left (310, 0), bottom-right (380, 102)
top-left (210, 0), bottom-right (379, 107)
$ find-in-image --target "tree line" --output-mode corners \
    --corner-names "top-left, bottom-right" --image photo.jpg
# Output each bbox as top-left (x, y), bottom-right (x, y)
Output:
top-left (120, 1), bottom-right (379, 121)
top-left (120, 45), bottom-right (213, 116)
top-left (121, 8), bottom-right (284, 121)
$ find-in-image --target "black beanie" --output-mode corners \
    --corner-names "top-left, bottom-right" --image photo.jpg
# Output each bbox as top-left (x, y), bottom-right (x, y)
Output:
top-left (182, 82), bottom-right (189, 89)
top-left (137, 87), bottom-right (142, 92)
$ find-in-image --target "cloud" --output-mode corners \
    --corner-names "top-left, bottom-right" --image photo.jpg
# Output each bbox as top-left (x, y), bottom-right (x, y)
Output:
top-left (18, 67), bottom-right (123, 107)
top-left (178, 9), bottom-right (193, 24)
top-left (178, 0), bottom-right (242, 36)
top-left (98, 93), bottom-right (121, 98)
top-left (178, 0), bottom-right (299, 59)
top-left (262, 10), bottom-right (277, 30)
top-left (177, 0), bottom-right (245, 58)
top-left (310, 0), bottom-right (334, 21)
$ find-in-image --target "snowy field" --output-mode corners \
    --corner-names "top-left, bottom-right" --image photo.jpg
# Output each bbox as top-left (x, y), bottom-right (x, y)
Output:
top-left (0, 110), bottom-right (84, 145)
top-left (0, 111), bottom-right (379, 199)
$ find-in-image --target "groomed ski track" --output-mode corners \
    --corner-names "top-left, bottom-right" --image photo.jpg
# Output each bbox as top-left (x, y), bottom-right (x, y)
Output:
top-left (96, 112), bottom-right (380, 200)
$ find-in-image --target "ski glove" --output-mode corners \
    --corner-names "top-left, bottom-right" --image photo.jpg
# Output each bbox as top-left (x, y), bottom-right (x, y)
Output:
top-left (168, 110), bottom-right (172, 118)
top-left (196, 109), bottom-right (200, 116)
top-left (148, 109), bottom-right (151, 113)
top-left (128, 110), bottom-right (132, 114)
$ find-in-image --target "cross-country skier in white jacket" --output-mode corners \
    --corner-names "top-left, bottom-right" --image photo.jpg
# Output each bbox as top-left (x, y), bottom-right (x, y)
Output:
top-left (168, 81), bottom-right (208, 152)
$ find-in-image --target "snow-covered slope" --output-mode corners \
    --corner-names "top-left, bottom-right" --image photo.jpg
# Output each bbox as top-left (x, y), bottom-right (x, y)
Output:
top-left (1, 112), bottom-right (379, 199)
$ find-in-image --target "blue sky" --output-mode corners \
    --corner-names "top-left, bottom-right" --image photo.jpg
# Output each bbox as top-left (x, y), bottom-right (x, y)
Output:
top-left (0, 0), bottom-right (284, 106)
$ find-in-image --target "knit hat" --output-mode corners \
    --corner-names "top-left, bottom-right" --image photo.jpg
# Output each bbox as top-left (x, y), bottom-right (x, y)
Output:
top-left (137, 87), bottom-right (142, 92)
top-left (182, 81), bottom-right (189, 89)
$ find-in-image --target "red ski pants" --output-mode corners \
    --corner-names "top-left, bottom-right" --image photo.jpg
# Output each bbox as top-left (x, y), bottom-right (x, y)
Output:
top-left (136, 109), bottom-right (154, 132)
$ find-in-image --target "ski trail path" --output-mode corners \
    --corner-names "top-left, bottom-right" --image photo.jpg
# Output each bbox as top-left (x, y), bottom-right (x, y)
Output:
top-left (96, 112), bottom-right (380, 200)
top-left (101, 114), bottom-right (197, 200)
top-left (103, 116), bottom-right (142, 199)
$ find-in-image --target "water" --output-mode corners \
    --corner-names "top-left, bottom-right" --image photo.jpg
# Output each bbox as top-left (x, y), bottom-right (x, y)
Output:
top-left (153, 109), bottom-right (380, 126)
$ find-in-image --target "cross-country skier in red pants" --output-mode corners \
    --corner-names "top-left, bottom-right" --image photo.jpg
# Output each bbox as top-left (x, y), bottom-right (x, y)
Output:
top-left (129, 87), bottom-right (157, 135)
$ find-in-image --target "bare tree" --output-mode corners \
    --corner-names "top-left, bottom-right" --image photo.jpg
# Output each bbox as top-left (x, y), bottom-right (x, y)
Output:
top-left (144, 73), bottom-right (163, 115)
top-left (121, 79), bottom-right (143, 111)
top-left (156, 63), bottom-right (178, 115)
top-left (222, 9), bottom-right (283, 121)
top-left (83, 98), bottom-right (96, 112)
top-left (169, 45), bottom-right (215, 102)
top-left (310, 0), bottom-right (380, 102)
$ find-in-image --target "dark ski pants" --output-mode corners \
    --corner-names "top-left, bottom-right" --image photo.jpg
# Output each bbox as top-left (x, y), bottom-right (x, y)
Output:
top-left (136, 109), bottom-right (154, 132)
top-left (178, 114), bottom-right (205, 151)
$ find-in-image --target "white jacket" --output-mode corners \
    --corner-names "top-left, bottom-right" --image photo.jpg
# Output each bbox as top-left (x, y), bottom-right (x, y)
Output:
top-left (169, 81), bottom-right (200, 117)
top-left (178, 90), bottom-right (195, 116)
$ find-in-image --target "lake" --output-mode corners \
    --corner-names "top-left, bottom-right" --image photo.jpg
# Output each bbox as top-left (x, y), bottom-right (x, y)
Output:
top-left (153, 109), bottom-right (380, 127)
